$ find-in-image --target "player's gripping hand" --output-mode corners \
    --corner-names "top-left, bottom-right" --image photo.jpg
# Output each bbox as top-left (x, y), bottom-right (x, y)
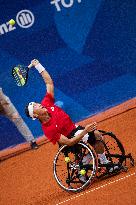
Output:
top-left (84, 122), bottom-right (97, 133)
top-left (30, 59), bottom-right (45, 73)
top-left (31, 59), bottom-right (39, 67)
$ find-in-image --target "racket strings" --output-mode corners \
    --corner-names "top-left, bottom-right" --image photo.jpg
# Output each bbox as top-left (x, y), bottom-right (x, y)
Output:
top-left (12, 66), bottom-right (28, 86)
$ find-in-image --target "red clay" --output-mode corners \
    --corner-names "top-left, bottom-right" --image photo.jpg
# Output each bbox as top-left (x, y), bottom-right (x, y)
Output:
top-left (0, 99), bottom-right (136, 205)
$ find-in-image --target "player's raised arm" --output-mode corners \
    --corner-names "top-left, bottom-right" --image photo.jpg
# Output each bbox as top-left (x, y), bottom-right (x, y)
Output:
top-left (31, 59), bottom-right (54, 98)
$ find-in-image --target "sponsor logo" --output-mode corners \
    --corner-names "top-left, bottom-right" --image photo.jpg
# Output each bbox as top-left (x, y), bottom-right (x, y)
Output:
top-left (0, 9), bottom-right (34, 35)
top-left (50, 0), bottom-right (81, 12)
top-left (0, 22), bottom-right (16, 35)
top-left (16, 9), bottom-right (34, 28)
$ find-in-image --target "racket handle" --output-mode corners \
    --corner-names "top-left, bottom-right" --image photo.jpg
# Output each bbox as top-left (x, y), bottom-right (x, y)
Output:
top-left (28, 63), bottom-right (33, 68)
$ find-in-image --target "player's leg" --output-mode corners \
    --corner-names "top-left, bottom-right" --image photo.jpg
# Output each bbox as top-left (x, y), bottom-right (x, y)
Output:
top-left (89, 130), bottom-right (119, 173)
top-left (87, 130), bottom-right (109, 164)
top-left (93, 130), bottom-right (109, 164)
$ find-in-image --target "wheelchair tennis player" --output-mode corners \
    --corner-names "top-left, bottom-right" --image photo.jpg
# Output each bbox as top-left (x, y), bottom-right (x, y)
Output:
top-left (25, 59), bottom-right (116, 181)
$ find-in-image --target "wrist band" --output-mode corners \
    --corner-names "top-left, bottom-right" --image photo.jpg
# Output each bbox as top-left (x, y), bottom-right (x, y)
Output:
top-left (35, 63), bottom-right (45, 73)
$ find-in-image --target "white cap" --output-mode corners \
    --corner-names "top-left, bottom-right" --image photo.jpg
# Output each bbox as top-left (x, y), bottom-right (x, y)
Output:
top-left (28, 102), bottom-right (36, 120)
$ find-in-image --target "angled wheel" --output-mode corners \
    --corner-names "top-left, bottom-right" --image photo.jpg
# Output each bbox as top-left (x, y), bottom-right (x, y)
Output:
top-left (53, 142), bottom-right (98, 192)
top-left (98, 130), bottom-right (125, 165)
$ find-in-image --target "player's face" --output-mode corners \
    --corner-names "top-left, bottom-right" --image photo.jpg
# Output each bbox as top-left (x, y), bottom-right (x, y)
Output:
top-left (33, 103), bottom-right (47, 117)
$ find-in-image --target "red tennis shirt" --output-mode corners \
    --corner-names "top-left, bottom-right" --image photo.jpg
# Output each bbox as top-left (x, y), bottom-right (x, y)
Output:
top-left (41, 93), bottom-right (76, 144)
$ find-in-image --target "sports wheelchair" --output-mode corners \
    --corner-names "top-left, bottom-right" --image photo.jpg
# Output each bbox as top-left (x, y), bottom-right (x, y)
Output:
top-left (53, 130), bottom-right (134, 192)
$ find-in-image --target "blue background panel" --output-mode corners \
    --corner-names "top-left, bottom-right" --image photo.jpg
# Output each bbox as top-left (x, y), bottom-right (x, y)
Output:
top-left (0, 0), bottom-right (136, 150)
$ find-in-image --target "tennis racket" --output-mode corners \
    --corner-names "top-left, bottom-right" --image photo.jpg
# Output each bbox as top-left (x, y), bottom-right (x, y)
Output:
top-left (12, 64), bottom-right (33, 86)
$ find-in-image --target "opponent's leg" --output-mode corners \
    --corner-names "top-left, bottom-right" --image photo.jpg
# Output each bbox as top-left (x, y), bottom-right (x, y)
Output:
top-left (0, 89), bottom-right (38, 149)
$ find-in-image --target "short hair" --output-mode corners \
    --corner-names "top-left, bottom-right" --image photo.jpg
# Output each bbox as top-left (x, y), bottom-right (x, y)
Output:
top-left (25, 104), bottom-right (31, 118)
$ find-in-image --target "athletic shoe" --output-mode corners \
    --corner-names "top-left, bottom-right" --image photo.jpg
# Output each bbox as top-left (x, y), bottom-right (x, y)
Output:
top-left (82, 153), bottom-right (92, 165)
top-left (98, 153), bottom-right (109, 165)
top-left (101, 161), bottom-right (119, 173)
top-left (108, 165), bottom-right (119, 173)
top-left (30, 141), bottom-right (39, 150)
top-left (79, 175), bottom-right (87, 183)
top-left (99, 159), bottom-right (119, 173)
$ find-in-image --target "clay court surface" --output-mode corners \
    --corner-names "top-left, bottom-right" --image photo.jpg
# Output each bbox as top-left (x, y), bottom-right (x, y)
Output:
top-left (0, 99), bottom-right (136, 205)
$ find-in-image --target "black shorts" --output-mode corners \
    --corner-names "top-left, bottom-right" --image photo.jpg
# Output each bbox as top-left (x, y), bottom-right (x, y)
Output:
top-left (67, 125), bottom-right (96, 146)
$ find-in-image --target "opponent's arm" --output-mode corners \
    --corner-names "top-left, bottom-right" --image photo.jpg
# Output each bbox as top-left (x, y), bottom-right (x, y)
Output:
top-left (58, 122), bottom-right (97, 146)
top-left (31, 59), bottom-right (54, 97)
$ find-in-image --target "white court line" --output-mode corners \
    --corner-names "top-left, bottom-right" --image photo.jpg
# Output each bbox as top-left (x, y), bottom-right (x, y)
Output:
top-left (56, 172), bottom-right (136, 205)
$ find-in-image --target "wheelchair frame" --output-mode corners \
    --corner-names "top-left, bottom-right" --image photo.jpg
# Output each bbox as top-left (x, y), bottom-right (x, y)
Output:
top-left (53, 130), bottom-right (134, 192)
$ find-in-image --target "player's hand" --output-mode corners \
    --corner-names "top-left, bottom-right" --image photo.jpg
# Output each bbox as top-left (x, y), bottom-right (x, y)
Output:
top-left (31, 59), bottom-right (39, 67)
top-left (85, 122), bottom-right (97, 132)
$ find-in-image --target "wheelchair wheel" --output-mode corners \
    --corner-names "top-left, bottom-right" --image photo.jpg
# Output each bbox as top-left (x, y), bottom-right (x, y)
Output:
top-left (98, 130), bottom-right (125, 165)
top-left (53, 142), bottom-right (98, 192)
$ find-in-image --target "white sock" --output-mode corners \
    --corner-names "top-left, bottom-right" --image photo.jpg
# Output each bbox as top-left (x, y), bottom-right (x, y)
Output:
top-left (98, 153), bottom-right (109, 164)
top-left (82, 153), bottom-right (92, 165)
